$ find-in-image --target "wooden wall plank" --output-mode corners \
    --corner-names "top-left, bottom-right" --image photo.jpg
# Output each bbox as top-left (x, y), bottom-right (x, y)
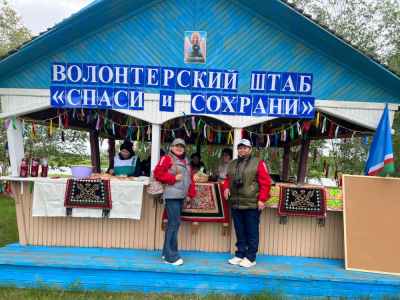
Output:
top-left (71, 218), bottom-right (77, 247)
top-left (147, 195), bottom-right (156, 251)
top-left (60, 217), bottom-right (66, 247)
top-left (64, 217), bottom-right (72, 247)
top-left (11, 182), bottom-right (28, 245)
top-left (27, 185), bottom-right (34, 245)
top-left (96, 218), bottom-right (102, 248)
top-left (89, 218), bottom-right (95, 248)
top-left (114, 218), bottom-right (121, 249)
top-left (12, 188), bottom-right (344, 259)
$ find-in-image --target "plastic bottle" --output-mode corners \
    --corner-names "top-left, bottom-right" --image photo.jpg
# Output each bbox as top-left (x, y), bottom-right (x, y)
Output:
top-left (31, 155), bottom-right (39, 177)
top-left (41, 155), bottom-right (49, 177)
top-left (20, 155), bottom-right (29, 177)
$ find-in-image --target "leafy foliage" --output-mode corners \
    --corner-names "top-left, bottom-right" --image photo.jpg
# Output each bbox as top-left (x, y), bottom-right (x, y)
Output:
top-left (0, 118), bottom-right (88, 174)
top-left (391, 112), bottom-right (400, 178)
top-left (288, 0), bottom-right (400, 179)
top-left (22, 126), bottom-right (88, 173)
top-left (0, 0), bottom-right (32, 56)
top-left (290, 0), bottom-right (400, 72)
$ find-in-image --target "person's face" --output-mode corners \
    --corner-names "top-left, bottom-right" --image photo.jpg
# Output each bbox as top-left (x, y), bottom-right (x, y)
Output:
top-left (193, 35), bottom-right (199, 43)
top-left (120, 149), bottom-right (130, 158)
top-left (172, 144), bottom-right (185, 156)
top-left (192, 156), bottom-right (200, 164)
top-left (237, 145), bottom-right (252, 157)
top-left (222, 153), bottom-right (231, 163)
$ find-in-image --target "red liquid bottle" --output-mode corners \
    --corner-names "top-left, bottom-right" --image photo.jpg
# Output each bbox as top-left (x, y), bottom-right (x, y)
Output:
top-left (41, 155), bottom-right (49, 177)
top-left (20, 155), bottom-right (29, 177)
top-left (31, 155), bottom-right (39, 177)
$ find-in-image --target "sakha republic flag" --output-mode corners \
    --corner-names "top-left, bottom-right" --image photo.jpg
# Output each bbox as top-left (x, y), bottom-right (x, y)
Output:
top-left (364, 104), bottom-right (395, 176)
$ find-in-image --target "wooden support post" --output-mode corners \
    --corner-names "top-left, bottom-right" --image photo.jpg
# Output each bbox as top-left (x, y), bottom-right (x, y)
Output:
top-left (150, 124), bottom-right (161, 172)
top-left (109, 139), bottom-right (115, 164)
top-left (7, 118), bottom-right (24, 176)
top-left (233, 128), bottom-right (242, 160)
top-left (297, 139), bottom-right (311, 183)
top-left (90, 131), bottom-right (101, 173)
top-left (281, 146), bottom-right (290, 180)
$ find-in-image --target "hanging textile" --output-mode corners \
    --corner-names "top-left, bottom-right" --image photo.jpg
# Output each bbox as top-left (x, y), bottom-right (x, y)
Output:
top-left (278, 186), bottom-right (327, 227)
top-left (64, 179), bottom-right (112, 218)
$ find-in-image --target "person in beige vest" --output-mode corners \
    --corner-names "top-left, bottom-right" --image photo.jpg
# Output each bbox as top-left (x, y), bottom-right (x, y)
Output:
top-left (222, 139), bottom-right (271, 267)
top-left (216, 148), bottom-right (233, 182)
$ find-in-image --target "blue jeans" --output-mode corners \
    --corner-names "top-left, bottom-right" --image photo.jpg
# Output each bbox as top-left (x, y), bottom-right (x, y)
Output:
top-left (163, 198), bottom-right (184, 263)
top-left (231, 207), bottom-right (261, 262)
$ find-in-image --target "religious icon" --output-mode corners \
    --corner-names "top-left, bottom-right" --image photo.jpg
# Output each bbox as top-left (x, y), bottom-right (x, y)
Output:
top-left (184, 31), bottom-right (207, 64)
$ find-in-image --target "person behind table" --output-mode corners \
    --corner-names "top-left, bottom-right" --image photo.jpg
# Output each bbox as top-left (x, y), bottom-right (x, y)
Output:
top-left (190, 153), bottom-right (206, 174)
top-left (154, 138), bottom-right (196, 266)
top-left (222, 139), bottom-right (271, 268)
top-left (215, 148), bottom-right (233, 182)
top-left (141, 148), bottom-right (166, 176)
top-left (107, 140), bottom-right (142, 177)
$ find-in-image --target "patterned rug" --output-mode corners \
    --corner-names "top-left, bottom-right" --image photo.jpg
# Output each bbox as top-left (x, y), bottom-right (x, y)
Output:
top-left (325, 188), bottom-right (343, 211)
top-left (266, 184), bottom-right (343, 212)
top-left (162, 182), bottom-right (229, 223)
top-left (278, 186), bottom-right (327, 226)
top-left (64, 179), bottom-right (112, 217)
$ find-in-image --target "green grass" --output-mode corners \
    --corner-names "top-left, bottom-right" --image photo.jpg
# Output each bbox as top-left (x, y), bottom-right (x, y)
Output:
top-left (80, 160), bottom-right (109, 168)
top-left (0, 285), bottom-right (285, 300)
top-left (0, 193), bottom-right (19, 248)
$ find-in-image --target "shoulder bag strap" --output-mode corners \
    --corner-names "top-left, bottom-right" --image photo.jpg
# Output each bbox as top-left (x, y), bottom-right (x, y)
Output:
top-left (168, 154), bottom-right (180, 174)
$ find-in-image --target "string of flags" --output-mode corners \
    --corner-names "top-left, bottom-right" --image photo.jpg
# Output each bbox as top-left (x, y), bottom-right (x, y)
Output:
top-left (317, 112), bottom-right (369, 146)
top-left (4, 107), bottom-right (153, 142)
top-left (161, 115), bottom-right (234, 146)
top-left (5, 107), bottom-right (372, 158)
top-left (6, 108), bottom-right (85, 143)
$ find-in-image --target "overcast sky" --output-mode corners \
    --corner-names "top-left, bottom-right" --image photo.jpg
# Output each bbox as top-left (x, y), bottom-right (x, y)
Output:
top-left (10, 0), bottom-right (94, 36)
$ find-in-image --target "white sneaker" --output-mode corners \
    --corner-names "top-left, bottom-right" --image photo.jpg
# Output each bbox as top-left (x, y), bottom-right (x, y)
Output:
top-left (239, 257), bottom-right (256, 268)
top-left (228, 257), bottom-right (243, 265)
top-left (164, 258), bottom-right (183, 266)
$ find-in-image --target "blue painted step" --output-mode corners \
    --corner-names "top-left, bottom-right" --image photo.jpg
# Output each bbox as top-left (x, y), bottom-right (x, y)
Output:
top-left (0, 243), bottom-right (399, 299)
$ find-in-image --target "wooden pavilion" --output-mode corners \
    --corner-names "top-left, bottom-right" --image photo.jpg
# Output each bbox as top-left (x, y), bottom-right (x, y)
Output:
top-left (0, 0), bottom-right (399, 297)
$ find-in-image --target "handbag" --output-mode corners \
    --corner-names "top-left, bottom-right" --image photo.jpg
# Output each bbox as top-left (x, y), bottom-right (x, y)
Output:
top-left (147, 155), bottom-right (180, 199)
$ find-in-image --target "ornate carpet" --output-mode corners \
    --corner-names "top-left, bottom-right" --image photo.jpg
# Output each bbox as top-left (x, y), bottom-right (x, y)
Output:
top-left (162, 182), bottom-right (229, 223)
top-left (266, 184), bottom-right (342, 211)
top-left (278, 186), bottom-right (327, 218)
top-left (64, 179), bottom-right (112, 217)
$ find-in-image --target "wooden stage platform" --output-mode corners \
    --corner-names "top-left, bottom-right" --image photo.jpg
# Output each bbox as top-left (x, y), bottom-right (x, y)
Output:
top-left (0, 243), bottom-right (399, 299)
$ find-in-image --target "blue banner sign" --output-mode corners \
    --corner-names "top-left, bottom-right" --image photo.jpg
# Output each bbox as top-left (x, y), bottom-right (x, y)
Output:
top-left (50, 62), bottom-right (314, 118)
top-left (51, 63), bottom-right (239, 92)
top-left (251, 71), bottom-right (313, 95)
top-left (50, 86), bottom-right (145, 111)
top-left (190, 93), bottom-right (315, 118)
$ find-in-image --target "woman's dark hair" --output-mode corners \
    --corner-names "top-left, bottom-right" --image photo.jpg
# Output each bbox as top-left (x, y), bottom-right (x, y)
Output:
top-left (191, 153), bottom-right (201, 159)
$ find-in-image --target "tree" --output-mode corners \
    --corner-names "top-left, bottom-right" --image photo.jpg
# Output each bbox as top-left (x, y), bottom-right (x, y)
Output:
top-left (290, 0), bottom-right (400, 178)
top-left (391, 112), bottom-right (400, 178)
top-left (23, 125), bottom-right (88, 173)
top-left (0, 118), bottom-right (9, 175)
top-left (0, 116), bottom-right (89, 175)
top-left (0, 0), bottom-right (32, 56)
top-left (329, 137), bottom-right (369, 177)
top-left (290, 0), bottom-right (400, 72)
